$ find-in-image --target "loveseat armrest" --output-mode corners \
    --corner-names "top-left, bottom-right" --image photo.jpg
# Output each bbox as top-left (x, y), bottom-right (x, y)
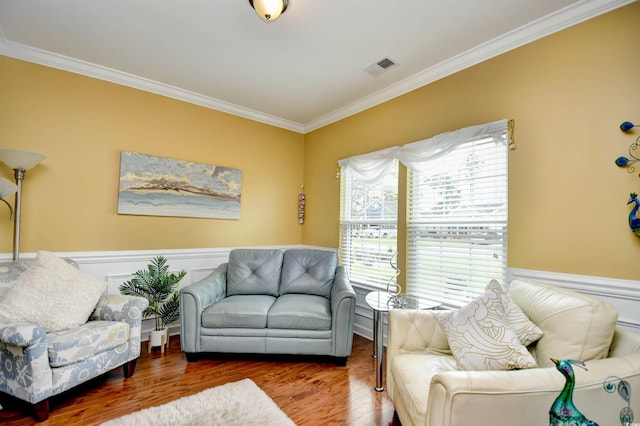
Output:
top-left (426, 352), bottom-right (640, 426)
top-left (330, 266), bottom-right (356, 357)
top-left (0, 320), bottom-right (53, 404)
top-left (179, 263), bottom-right (228, 353)
top-left (180, 263), bottom-right (227, 310)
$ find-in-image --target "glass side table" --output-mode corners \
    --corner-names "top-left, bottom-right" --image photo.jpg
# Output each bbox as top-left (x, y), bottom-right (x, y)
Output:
top-left (365, 291), bottom-right (441, 392)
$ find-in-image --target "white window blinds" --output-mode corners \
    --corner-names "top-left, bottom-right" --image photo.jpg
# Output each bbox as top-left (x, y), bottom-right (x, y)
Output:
top-left (339, 151), bottom-right (398, 288)
top-left (404, 120), bottom-right (509, 307)
top-left (337, 119), bottom-right (509, 300)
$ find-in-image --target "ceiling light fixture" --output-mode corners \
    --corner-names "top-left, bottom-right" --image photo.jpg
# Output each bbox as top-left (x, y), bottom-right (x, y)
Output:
top-left (249, 0), bottom-right (289, 23)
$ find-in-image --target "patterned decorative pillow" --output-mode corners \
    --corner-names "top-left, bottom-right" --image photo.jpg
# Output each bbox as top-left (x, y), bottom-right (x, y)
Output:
top-left (0, 251), bottom-right (107, 332)
top-left (436, 286), bottom-right (538, 371)
top-left (487, 280), bottom-right (543, 346)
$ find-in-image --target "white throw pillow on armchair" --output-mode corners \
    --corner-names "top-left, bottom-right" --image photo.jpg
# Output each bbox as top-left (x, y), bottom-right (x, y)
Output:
top-left (0, 251), bottom-right (106, 332)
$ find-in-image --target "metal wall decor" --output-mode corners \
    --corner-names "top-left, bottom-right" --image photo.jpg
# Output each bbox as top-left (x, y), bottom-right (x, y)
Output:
top-left (298, 185), bottom-right (305, 224)
top-left (614, 121), bottom-right (640, 237)
top-left (615, 121), bottom-right (640, 178)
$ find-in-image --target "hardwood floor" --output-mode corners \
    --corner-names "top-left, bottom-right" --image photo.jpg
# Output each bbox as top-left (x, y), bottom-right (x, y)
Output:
top-left (0, 334), bottom-right (399, 425)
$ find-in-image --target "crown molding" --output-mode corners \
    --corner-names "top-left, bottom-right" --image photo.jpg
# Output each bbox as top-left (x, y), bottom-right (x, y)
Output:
top-left (0, 39), bottom-right (306, 134)
top-left (0, 0), bottom-right (633, 135)
top-left (303, 0), bottom-right (635, 132)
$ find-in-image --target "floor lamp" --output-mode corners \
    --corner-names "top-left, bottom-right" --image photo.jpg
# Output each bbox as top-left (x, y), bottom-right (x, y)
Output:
top-left (0, 178), bottom-right (18, 219)
top-left (0, 149), bottom-right (46, 261)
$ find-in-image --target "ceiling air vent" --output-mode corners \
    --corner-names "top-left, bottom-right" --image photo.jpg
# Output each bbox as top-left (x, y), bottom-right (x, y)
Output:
top-left (364, 57), bottom-right (397, 76)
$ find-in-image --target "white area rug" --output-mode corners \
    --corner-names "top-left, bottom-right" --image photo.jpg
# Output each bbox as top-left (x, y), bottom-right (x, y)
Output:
top-left (101, 378), bottom-right (295, 426)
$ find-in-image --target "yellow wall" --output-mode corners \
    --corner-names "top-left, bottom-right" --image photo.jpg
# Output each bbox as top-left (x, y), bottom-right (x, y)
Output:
top-left (0, 57), bottom-right (305, 252)
top-left (1, 4), bottom-right (639, 282)
top-left (303, 3), bottom-right (640, 281)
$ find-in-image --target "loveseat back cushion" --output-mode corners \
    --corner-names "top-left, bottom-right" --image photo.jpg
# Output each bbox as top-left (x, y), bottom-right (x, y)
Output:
top-left (226, 249), bottom-right (284, 297)
top-left (47, 321), bottom-right (130, 367)
top-left (509, 279), bottom-right (618, 367)
top-left (267, 294), bottom-right (332, 330)
top-left (279, 250), bottom-right (337, 298)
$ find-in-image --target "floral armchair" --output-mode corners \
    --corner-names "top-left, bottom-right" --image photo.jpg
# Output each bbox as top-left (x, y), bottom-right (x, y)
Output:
top-left (0, 252), bottom-right (148, 421)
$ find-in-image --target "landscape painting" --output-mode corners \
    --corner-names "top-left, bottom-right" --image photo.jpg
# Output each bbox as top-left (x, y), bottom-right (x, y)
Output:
top-left (117, 152), bottom-right (242, 219)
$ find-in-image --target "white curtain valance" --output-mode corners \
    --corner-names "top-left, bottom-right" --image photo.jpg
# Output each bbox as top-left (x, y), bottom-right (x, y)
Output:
top-left (337, 146), bottom-right (399, 185)
top-left (396, 119), bottom-right (508, 171)
top-left (337, 119), bottom-right (509, 179)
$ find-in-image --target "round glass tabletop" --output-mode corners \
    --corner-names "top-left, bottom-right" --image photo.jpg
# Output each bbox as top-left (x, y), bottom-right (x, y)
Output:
top-left (365, 291), bottom-right (441, 312)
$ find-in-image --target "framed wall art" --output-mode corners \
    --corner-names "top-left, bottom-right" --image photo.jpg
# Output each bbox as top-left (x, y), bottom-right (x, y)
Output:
top-left (117, 151), bottom-right (242, 219)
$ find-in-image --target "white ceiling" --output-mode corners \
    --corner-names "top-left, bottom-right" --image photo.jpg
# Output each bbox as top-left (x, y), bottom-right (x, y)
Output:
top-left (0, 0), bottom-right (633, 133)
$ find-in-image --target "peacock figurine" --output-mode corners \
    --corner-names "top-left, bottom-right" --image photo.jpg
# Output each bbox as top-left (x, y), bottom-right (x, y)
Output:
top-left (628, 193), bottom-right (640, 237)
top-left (550, 358), bottom-right (598, 426)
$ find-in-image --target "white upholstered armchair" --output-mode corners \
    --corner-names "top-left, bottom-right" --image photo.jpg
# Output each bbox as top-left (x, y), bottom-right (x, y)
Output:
top-left (387, 279), bottom-right (640, 426)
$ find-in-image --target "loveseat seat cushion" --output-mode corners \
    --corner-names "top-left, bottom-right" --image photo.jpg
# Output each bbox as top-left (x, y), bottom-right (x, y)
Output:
top-left (279, 250), bottom-right (337, 298)
top-left (267, 294), bottom-right (332, 330)
top-left (226, 249), bottom-right (283, 297)
top-left (47, 320), bottom-right (130, 368)
top-left (509, 279), bottom-right (618, 367)
top-left (202, 295), bottom-right (276, 328)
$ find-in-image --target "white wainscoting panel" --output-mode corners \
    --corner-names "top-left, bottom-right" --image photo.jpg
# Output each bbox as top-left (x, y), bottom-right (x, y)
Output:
top-left (353, 268), bottom-right (640, 346)
top-left (509, 268), bottom-right (640, 333)
top-left (10, 245), bottom-right (306, 340)
top-left (6, 248), bottom-right (636, 342)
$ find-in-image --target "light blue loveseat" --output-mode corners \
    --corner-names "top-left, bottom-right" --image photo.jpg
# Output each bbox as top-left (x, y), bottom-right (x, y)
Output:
top-left (180, 248), bottom-right (356, 365)
top-left (0, 257), bottom-right (148, 421)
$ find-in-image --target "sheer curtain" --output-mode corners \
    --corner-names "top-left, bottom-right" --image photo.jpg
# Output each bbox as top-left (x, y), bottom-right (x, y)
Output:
top-left (337, 146), bottom-right (399, 185)
top-left (397, 120), bottom-right (508, 171)
top-left (337, 119), bottom-right (510, 297)
top-left (338, 147), bottom-right (399, 288)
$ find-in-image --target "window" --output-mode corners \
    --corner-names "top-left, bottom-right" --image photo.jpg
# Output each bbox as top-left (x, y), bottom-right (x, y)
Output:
top-left (339, 158), bottom-right (398, 288)
top-left (405, 122), bottom-right (508, 307)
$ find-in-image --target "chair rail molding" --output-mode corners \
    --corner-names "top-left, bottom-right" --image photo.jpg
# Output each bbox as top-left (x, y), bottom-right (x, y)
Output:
top-left (353, 267), bottom-right (640, 345)
top-left (3, 248), bottom-right (636, 338)
top-left (509, 267), bottom-right (640, 332)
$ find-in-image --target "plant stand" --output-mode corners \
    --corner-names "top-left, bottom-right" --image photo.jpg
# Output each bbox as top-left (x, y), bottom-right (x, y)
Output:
top-left (148, 328), bottom-right (169, 354)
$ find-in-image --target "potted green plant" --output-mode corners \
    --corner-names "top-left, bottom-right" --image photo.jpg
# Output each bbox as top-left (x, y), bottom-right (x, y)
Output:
top-left (119, 256), bottom-right (187, 350)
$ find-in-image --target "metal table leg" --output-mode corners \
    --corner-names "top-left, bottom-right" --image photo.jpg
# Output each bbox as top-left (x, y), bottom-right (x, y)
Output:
top-left (374, 309), bottom-right (384, 391)
top-left (372, 309), bottom-right (379, 359)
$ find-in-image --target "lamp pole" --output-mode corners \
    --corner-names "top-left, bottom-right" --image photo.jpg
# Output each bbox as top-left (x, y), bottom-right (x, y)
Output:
top-left (12, 168), bottom-right (26, 261)
top-left (0, 149), bottom-right (46, 261)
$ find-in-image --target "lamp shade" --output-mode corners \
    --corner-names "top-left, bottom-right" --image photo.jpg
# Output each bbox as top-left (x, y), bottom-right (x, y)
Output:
top-left (0, 177), bottom-right (18, 198)
top-left (249, 0), bottom-right (288, 22)
top-left (0, 149), bottom-right (46, 170)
